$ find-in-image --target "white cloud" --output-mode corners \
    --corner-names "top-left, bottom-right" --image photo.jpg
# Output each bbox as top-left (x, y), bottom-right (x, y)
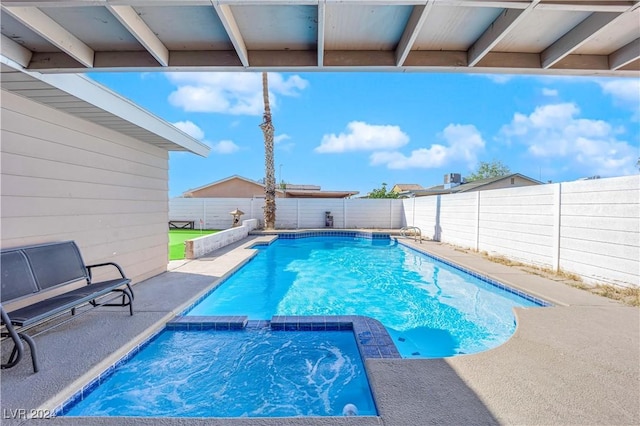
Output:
top-left (172, 120), bottom-right (239, 154)
top-left (500, 102), bottom-right (637, 177)
top-left (274, 133), bottom-right (294, 152)
top-left (370, 124), bottom-right (485, 170)
top-left (599, 79), bottom-right (640, 103)
top-left (542, 88), bottom-right (558, 97)
top-left (274, 134), bottom-right (291, 144)
top-left (166, 72), bottom-right (308, 116)
top-left (315, 121), bottom-right (409, 153)
top-left (598, 79), bottom-right (640, 114)
top-left (172, 120), bottom-right (204, 140)
top-left (210, 140), bottom-right (240, 154)
top-left (480, 74), bottom-right (515, 84)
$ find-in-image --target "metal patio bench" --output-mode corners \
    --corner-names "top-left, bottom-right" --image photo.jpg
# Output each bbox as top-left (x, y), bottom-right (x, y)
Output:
top-left (1, 241), bottom-right (134, 373)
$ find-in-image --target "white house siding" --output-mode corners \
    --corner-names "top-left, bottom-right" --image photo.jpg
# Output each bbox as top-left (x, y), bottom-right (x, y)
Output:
top-left (1, 90), bottom-right (169, 284)
top-left (559, 176), bottom-right (639, 287)
top-left (478, 185), bottom-right (556, 267)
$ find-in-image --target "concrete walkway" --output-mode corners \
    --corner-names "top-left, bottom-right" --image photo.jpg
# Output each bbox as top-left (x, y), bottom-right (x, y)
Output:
top-left (1, 236), bottom-right (638, 426)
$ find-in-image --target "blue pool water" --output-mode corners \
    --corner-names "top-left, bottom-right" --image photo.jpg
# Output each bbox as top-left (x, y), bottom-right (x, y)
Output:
top-left (64, 328), bottom-right (376, 417)
top-left (188, 236), bottom-right (543, 357)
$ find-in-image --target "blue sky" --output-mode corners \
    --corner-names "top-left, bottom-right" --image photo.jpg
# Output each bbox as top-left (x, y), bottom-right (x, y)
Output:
top-left (88, 72), bottom-right (640, 198)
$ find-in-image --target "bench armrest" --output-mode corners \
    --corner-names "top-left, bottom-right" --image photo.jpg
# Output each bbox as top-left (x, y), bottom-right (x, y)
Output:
top-left (86, 262), bottom-right (127, 281)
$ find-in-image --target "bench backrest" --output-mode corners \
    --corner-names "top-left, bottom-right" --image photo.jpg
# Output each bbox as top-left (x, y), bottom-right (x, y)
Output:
top-left (1, 241), bottom-right (89, 303)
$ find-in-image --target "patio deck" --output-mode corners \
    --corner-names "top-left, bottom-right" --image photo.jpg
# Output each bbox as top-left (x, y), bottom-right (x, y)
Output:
top-left (1, 235), bottom-right (638, 426)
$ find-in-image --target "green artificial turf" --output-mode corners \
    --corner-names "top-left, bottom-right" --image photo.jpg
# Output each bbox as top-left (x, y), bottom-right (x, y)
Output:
top-left (168, 229), bottom-right (218, 260)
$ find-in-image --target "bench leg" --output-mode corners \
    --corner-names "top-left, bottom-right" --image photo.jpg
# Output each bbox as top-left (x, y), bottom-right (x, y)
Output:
top-left (101, 286), bottom-right (135, 316)
top-left (1, 310), bottom-right (39, 373)
top-left (2, 339), bottom-right (23, 370)
top-left (19, 333), bottom-right (38, 373)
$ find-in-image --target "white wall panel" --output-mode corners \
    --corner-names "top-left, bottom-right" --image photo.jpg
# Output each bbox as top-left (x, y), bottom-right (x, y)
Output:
top-left (170, 197), bottom-right (403, 230)
top-left (403, 196), bottom-right (439, 240)
top-left (439, 192), bottom-right (477, 248)
top-left (478, 185), bottom-right (556, 267)
top-left (559, 176), bottom-right (639, 287)
top-left (173, 177), bottom-right (639, 288)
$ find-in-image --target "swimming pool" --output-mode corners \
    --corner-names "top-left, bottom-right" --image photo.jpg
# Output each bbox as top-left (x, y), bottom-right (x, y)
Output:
top-left (187, 234), bottom-right (547, 358)
top-left (62, 324), bottom-right (377, 417)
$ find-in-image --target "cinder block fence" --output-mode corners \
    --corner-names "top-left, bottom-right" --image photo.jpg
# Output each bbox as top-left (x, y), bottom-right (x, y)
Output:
top-left (170, 175), bottom-right (639, 288)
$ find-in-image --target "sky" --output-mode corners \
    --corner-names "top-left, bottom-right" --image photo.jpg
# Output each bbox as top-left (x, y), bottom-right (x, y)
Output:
top-left (88, 72), bottom-right (640, 198)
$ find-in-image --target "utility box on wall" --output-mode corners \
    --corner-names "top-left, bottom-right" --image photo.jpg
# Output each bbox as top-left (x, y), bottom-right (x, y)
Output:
top-left (325, 211), bottom-right (334, 228)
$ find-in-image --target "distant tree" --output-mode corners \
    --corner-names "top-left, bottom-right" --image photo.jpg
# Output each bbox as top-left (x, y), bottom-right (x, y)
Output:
top-left (466, 160), bottom-right (511, 182)
top-left (368, 183), bottom-right (399, 199)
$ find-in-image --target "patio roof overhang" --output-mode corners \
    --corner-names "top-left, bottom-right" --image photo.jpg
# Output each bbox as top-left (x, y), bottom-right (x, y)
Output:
top-left (0, 0), bottom-right (638, 77)
top-left (0, 56), bottom-right (210, 156)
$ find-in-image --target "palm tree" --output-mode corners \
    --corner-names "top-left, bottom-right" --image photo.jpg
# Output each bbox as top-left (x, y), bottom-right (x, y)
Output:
top-left (259, 72), bottom-right (276, 229)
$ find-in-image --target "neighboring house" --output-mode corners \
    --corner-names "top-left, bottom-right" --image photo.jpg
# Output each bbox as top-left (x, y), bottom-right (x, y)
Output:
top-left (0, 59), bottom-right (209, 284)
top-left (391, 184), bottom-right (423, 194)
top-left (183, 175), bottom-right (285, 198)
top-left (399, 173), bottom-right (542, 197)
top-left (182, 175), bottom-right (358, 199)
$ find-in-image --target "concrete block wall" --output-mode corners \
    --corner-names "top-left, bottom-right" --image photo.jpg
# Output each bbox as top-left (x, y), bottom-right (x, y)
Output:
top-left (403, 196), bottom-right (439, 240)
top-left (185, 219), bottom-right (258, 259)
top-left (170, 198), bottom-right (403, 230)
top-left (478, 185), bottom-right (556, 267)
top-left (402, 175), bottom-right (639, 287)
top-left (438, 192), bottom-right (478, 249)
top-left (171, 176), bottom-right (638, 287)
top-left (558, 176), bottom-right (639, 287)
top-left (169, 198), bottom-right (256, 230)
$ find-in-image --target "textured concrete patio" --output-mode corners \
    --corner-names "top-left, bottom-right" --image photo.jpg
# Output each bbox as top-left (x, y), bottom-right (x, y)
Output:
top-left (1, 234), bottom-right (638, 426)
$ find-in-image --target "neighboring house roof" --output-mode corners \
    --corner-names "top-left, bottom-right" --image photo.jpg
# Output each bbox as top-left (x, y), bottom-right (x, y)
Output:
top-left (283, 189), bottom-right (359, 198)
top-left (392, 184), bottom-right (423, 192)
top-left (457, 174), bottom-right (542, 192)
top-left (183, 175), bottom-right (358, 198)
top-left (0, 57), bottom-right (210, 157)
top-left (183, 175), bottom-right (284, 197)
top-left (402, 174), bottom-right (543, 197)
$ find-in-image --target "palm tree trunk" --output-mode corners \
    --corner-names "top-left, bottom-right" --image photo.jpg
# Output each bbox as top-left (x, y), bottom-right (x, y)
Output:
top-left (259, 72), bottom-right (276, 230)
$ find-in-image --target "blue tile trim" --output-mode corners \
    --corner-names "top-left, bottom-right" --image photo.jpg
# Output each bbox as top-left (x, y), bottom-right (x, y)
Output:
top-left (55, 314), bottom-right (398, 416)
top-left (273, 231), bottom-right (390, 240)
top-left (396, 240), bottom-right (553, 307)
top-left (53, 326), bottom-right (166, 417)
top-left (270, 315), bottom-right (400, 359)
top-left (167, 315), bottom-right (248, 330)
